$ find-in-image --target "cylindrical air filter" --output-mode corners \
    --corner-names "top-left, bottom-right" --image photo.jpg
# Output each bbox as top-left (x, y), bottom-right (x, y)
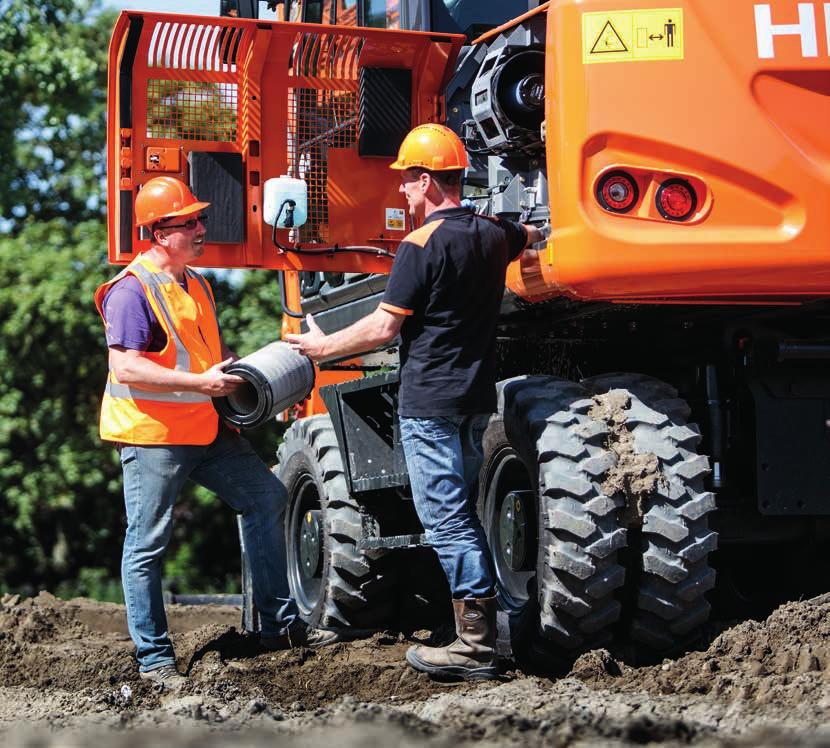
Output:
top-left (214, 342), bottom-right (315, 428)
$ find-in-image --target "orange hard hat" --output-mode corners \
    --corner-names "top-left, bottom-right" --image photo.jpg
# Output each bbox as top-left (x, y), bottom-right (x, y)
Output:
top-left (389, 124), bottom-right (469, 172)
top-left (134, 176), bottom-right (210, 227)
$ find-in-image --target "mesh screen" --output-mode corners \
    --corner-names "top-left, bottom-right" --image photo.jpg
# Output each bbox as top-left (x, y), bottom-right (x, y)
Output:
top-left (146, 79), bottom-right (238, 142)
top-left (287, 87), bottom-right (357, 243)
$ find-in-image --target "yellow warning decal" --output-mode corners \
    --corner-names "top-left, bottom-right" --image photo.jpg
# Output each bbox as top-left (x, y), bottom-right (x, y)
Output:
top-left (583, 8), bottom-right (684, 64)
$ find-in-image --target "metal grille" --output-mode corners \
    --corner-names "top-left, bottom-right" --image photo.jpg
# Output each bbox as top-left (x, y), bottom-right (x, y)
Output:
top-left (288, 31), bottom-right (362, 79)
top-left (287, 87), bottom-right (357, 243)
top-left (147, 21), bottom-right (244, 72)
top-left (146, 79), bottom-right (238, 142)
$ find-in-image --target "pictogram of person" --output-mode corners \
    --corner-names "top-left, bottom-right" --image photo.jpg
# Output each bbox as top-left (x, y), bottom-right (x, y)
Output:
top-left (665, 18), bottom-right (676, 47)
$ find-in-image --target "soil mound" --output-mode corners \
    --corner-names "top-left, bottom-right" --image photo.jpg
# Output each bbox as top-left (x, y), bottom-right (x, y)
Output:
top-left (1, 591), bottom-right (90, 644)
top-left (0, 591), bottom-right (143, 697)
top-left (569, 593), bottom-right (830, 706)
top-left (176, 626), bottom-right (449, 709)
top-left (0, 592), bottom-right (453, 714)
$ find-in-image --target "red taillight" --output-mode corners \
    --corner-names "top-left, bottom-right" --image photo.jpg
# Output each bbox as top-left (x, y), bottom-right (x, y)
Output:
top-left (597, 171), bottom-right (638, 213)
top-left (656, 179), bottom-right (697, 221)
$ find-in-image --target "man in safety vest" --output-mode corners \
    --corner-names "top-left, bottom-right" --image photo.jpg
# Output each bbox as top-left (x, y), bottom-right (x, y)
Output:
top-left (286, 124), bottom-right (547, 681)
top-left (96, 176), bottom-right (333, 689)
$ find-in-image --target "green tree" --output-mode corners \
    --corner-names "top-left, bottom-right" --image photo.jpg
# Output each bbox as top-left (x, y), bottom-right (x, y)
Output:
top-left (216, 270), bottom-right (284, 359)
top-left (0, 220), bottom-right (118, 589)
top-left (0, 0), bottom-right (290, 597)
top-left (0, 0), bottom-right (113, 231)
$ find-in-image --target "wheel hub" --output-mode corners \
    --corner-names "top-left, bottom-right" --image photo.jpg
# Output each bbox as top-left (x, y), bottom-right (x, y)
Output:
top-left (499, 491), bottom-right (531, 572)
top-left (299, 509), bottom-right (323, 581)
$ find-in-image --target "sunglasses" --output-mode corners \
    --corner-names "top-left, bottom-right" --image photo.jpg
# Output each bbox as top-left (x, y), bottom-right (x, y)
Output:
top-left (158, 213), bottom-right (209, 231)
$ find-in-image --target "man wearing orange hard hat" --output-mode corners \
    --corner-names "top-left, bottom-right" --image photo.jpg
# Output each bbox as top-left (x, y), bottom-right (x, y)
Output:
top-left (287, 123), bottom-right (547, 681)
top-left (95, 176), bottom-right (334, 689)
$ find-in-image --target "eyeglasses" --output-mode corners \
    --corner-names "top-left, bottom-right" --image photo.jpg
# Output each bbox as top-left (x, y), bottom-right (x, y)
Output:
top-left (157, 214), bottom-right (209, 231)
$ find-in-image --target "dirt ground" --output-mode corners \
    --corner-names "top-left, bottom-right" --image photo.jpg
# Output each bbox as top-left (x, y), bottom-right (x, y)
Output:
top-left (0, 592), bottom-right (828, 746)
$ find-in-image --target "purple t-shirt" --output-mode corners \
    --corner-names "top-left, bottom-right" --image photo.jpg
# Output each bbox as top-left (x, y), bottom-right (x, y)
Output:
top-left (102, 275), bottom-right (187, 352)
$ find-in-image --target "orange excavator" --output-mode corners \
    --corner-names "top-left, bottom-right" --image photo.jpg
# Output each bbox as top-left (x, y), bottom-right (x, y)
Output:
top-left (106, 1), bottom-right (830, 664)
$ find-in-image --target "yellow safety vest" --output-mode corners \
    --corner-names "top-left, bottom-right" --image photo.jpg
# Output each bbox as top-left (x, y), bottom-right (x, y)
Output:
top-left (94, 254), bottom-right (222, 445)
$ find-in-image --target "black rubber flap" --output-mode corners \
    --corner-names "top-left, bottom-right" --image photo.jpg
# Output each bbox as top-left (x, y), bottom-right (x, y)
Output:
top-left (188, 151), bottom-right (244, 243)
top-left (119, 189), bottom-right (133, 254)
top-left (358, 67), bottom-right (412, 158)
top-left (119, 17), bottom-right (143, 129)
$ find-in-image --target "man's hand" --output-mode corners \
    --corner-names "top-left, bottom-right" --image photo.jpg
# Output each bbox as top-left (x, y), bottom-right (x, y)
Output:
top-left (285, 307), bottom-right (403, 363)
top-left (285, 314), bottom-right (328, 361)
top-left (198, 358), bottom-right (245, 396)
top-left (522, 222), bottom-right (551, 248)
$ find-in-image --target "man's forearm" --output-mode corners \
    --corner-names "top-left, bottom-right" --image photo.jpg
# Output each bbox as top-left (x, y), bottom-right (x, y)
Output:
top-left (316, 309), bottom-right (397, 361)
top-left (111, 352), bottom-right (203, 393)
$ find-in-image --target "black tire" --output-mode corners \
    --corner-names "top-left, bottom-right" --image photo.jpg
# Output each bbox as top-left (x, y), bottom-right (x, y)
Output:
top-left (276, 415), bottom-right (397, 630)
top-left (479, 376), bottom-right (627, 663)
top-left (582, 373), bottom-right (718, 653)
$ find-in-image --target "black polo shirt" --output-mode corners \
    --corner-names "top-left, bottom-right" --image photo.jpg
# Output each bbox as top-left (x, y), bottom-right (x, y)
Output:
top-left (380, 206), bottom-right (527, 417)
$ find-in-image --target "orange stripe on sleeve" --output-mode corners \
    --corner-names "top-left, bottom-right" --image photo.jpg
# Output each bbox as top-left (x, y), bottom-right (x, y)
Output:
top-left (402, 219), bottom-right (443, 248)
top-left (379, 302), bottom-right (414, 316)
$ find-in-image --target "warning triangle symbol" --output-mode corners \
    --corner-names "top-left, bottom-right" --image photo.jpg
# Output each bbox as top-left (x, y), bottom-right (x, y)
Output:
top-left (590, 20), bottom-right (628, 54)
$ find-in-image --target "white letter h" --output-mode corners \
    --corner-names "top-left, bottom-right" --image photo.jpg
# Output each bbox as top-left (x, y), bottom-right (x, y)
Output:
top-left (755, 3), bottom-right (819, 58)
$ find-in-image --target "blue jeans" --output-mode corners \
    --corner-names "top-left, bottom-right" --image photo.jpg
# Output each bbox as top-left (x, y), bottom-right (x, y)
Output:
top-left (119, 427), bottom-right (298, 672)
top-left (399, 415), bottom-right (495, 599)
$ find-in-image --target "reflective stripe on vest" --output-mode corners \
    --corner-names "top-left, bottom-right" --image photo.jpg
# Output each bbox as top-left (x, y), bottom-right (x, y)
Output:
top-left (104, 381), bottom-right (210, 403)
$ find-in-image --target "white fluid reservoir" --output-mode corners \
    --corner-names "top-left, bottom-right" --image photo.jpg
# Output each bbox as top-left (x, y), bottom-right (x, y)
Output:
top-left (263, 175), bottom-right (308, 228)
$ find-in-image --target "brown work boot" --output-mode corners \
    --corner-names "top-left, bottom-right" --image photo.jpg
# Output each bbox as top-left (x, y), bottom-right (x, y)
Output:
top-left (406, 596), bottom-right (499, 681)
top-left (139, 664), bottom-right (188, 691)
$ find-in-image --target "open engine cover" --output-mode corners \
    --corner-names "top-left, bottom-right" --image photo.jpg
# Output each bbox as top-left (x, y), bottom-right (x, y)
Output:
top-left (106, 12), bottom-right (463, 273)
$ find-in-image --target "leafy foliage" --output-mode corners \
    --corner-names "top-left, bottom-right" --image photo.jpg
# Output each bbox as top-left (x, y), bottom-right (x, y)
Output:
top-left (0, 220), bottom-right (119, 589)
top-left (215, 270), bottom-right (284, 359)
top-left (0, 0), bottom-right (113, 230)
top-left (0, 0), bottom-right (289, 598)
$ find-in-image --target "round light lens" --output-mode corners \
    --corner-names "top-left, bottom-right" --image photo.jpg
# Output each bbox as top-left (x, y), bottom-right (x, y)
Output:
top-left (656, 179), bottom-right (697, 221)
top-left (597, 171), bottom-right (638, 213)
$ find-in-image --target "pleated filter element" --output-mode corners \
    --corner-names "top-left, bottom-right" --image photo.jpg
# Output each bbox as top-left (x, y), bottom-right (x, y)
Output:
top-left (214, 342), bottom-right (315, 428)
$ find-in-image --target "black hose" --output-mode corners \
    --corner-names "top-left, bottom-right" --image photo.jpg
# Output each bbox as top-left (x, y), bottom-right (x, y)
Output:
top-left (270, 201), bottom-right (396, 259)
top-left (278, 270), bottom-right (304, 319)
top-left (284, 244), bottom-right (397, 258)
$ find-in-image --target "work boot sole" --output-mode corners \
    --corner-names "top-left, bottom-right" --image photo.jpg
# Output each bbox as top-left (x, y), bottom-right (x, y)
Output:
top-left (406, 648), bottom-right (499, 681)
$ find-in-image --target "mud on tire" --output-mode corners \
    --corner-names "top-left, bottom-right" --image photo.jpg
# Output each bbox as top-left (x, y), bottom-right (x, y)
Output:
top-left (582, 373), bottom-right (718, 653)
top-left (276, 415), bottom-right (397, 630)
top-left (479, 376), bottom-right (627, 663)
